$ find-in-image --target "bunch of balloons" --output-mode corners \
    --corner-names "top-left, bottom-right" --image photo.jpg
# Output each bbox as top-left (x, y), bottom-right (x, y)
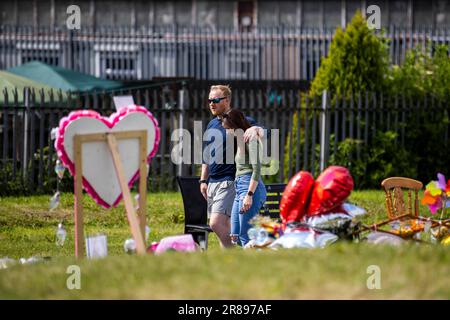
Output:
top-left (280, 166), bottom-right (354, 229)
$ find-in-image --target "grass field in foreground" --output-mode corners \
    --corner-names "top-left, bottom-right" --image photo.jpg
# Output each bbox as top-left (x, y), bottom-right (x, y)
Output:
top-left (0, 191), bottom-right (448, 299)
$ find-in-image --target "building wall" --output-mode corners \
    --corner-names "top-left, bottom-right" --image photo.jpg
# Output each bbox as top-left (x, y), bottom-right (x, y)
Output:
top-left (0, 0), bottom-right (448, 30)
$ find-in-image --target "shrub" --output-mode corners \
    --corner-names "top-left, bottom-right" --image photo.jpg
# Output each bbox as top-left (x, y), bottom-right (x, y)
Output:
top-left (0, 163), bottom-right (30, 196)
top-left (309, 11), bottom-right (389, 99)
top-left (328, 131), bottom-right (418, 189)
top-left (388, 44), bottom-right (450, 100)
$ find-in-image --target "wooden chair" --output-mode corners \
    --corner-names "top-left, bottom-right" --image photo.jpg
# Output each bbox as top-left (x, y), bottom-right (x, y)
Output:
top-left (382, 177), bottom-right (423, 221)
top-left (363, 177), bottom-right (446, 239)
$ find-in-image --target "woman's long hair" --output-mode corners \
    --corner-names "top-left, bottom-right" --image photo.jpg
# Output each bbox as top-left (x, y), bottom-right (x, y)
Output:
top-left (221, 109), bottom-right (251, 131)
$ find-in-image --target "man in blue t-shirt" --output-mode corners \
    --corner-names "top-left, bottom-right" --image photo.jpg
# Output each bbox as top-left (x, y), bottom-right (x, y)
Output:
top-left (200, 85), bottom-right (263, 248)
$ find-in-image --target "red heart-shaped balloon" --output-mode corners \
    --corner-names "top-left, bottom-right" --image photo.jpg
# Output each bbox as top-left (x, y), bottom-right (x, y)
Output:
top-left (306, 166), bottom-right (354, 216)
top-left (280, 171), bottom-right (315, 224)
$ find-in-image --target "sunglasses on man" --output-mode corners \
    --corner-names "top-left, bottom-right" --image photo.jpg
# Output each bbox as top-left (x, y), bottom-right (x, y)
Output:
top-left (208, 97), bottom-right (228, 104)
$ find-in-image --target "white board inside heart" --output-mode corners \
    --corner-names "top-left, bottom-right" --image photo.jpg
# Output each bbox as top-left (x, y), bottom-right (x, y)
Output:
top-left (55, 106), bottom-right (160, 208)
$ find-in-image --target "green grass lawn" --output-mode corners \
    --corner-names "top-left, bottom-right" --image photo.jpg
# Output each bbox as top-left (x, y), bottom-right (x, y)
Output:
top-left (0, 190), bottom-right (448, 299)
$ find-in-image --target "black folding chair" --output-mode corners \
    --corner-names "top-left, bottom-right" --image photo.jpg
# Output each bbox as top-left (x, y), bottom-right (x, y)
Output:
top-left (259, 183), bottom-right (286, 219)
top-left (176, 176), bottom-right (212, 250)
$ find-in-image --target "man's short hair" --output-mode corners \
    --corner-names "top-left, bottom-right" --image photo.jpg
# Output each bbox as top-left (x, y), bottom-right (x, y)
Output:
top-left (210, 85), bottom-right (232, 98)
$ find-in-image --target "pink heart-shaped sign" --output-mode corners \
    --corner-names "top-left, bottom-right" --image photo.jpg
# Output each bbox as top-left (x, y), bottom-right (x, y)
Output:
top-left (55, 105), bottom-right (160, 208)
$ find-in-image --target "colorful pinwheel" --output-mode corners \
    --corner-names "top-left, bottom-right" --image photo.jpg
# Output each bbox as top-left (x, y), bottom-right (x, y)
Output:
top-left (421, 173), bottom-right (450, 217)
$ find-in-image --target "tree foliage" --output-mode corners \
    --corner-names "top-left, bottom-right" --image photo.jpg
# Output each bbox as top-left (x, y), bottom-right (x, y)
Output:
top-left (309, 11), bottom-right (389, 98)
top-left (388, 44), bottom-right (450, 100)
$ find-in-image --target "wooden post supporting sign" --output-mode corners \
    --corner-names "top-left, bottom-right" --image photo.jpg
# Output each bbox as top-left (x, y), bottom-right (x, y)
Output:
top-left (73, 130), bottom-right (148, 257)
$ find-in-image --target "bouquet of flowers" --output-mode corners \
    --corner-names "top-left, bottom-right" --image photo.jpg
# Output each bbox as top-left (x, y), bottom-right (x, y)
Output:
top-left (421, 173), bottom-right (450, 220)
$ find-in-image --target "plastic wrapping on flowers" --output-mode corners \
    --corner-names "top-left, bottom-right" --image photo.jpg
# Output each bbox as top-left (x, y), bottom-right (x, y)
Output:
top-left (245, 200), bottom-right (367, 250)
top-left (245, 166), bottom-right (365, 250)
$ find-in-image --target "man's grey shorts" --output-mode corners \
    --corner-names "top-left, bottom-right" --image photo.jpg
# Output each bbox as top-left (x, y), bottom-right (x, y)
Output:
top-left (207, 180), bottom-right (235, 217)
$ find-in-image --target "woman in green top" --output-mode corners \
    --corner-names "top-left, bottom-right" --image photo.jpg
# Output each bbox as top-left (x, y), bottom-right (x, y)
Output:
top-left (221, 109), bottom-right (267, 246)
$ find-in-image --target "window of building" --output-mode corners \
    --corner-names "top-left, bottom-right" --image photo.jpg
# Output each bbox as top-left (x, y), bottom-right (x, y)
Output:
top-left (21, 54), bottom-right (60, 66)
top-left (104, 56), bottom-right (134, 77)
top-left (94, 44), bottom-right (140, 80)
top-left (18, 43), bottom-right (61, 66)
top-left (225, 48), bottom-right (259, 79)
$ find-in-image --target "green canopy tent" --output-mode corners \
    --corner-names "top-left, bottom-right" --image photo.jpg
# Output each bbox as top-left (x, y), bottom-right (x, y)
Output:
top-left (0, 70), bottom-right (67, 105)
top-left (7, 61), bottom-right (123, 93)
top-left (0, 70), bottom-right (70, 174)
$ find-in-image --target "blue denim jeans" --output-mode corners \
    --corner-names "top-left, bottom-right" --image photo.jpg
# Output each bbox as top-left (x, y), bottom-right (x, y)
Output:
top-left (230, 174), bottom-right (267, 246)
